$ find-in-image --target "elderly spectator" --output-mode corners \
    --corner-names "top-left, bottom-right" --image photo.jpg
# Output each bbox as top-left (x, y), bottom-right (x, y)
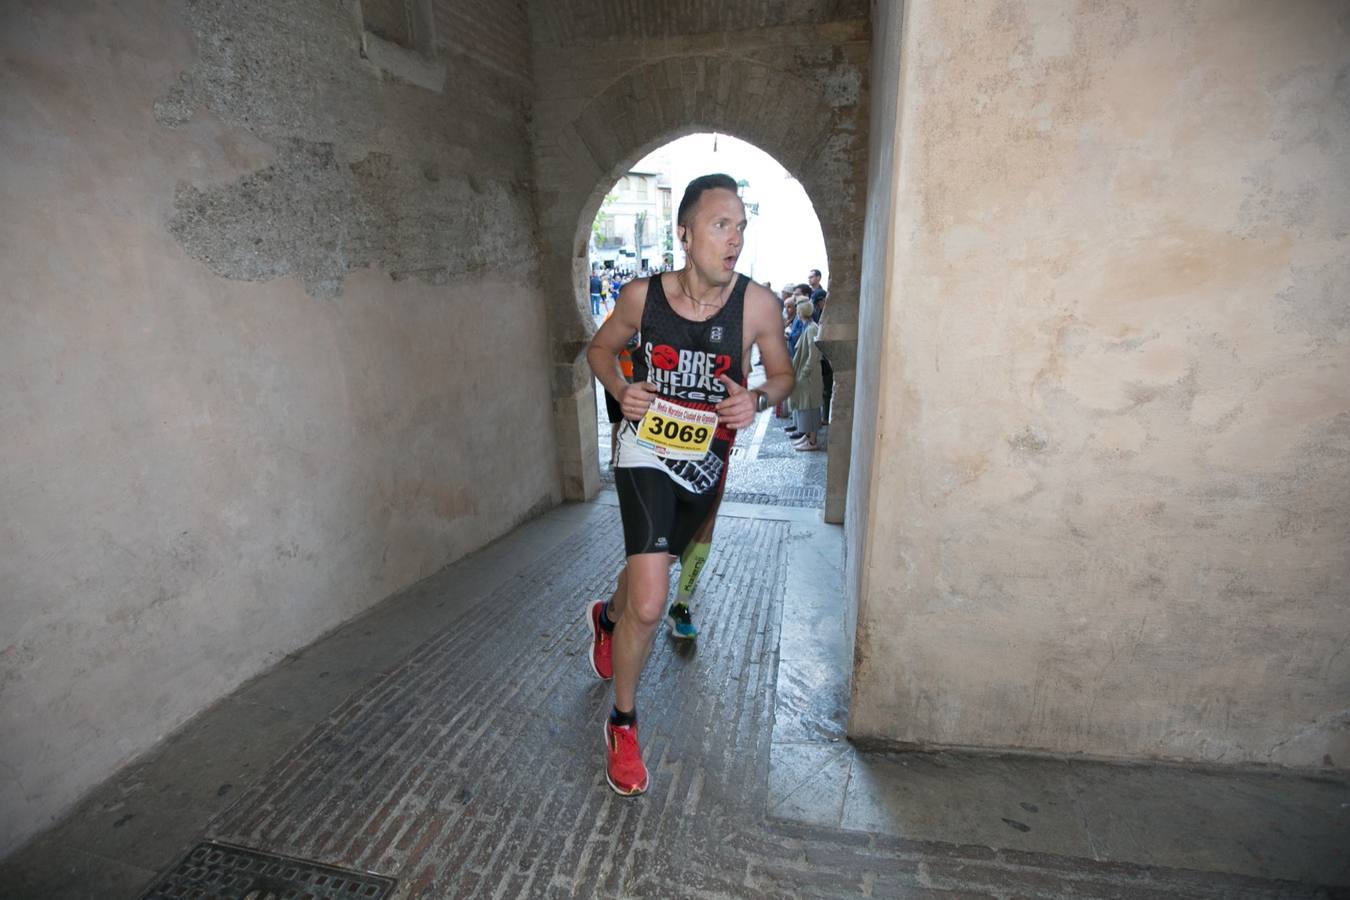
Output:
top-left (787, 299), bottom-right (823, 451)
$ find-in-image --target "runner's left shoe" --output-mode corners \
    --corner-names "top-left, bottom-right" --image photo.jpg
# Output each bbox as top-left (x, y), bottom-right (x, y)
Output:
top-left (604, 721), bottom-right (649, 796)
top-left (666, 602), bottom-right (698, 640)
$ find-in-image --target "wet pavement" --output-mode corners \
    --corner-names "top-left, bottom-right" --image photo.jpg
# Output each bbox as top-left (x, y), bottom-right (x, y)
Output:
top-left (3, 448), bottom-right (1348, 896)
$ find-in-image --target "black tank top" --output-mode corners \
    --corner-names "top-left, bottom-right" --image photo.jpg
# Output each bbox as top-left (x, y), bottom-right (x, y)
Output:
top-left (615, 272), bottom-right (749, 494)
top-left (631, 272), bottom-right (749, 409)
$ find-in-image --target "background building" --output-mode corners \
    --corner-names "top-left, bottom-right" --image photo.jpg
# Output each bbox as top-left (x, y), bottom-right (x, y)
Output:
top-left (589, 164), bottom-right (671, 273)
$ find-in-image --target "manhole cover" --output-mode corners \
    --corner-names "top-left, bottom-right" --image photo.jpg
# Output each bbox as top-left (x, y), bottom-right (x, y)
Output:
top-left (140, 841), bottom-right (396, 899)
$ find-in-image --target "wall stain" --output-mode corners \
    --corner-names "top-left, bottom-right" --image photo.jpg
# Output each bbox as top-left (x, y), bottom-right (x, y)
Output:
top-left (1008, 425), bottom-right (1050, 454)
top-left (157, 0), bottom-right (538, 297)
top-left (169, 140), bottom-right (535, 297)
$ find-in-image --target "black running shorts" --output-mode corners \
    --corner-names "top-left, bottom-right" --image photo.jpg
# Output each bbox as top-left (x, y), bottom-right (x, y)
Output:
top-left (613, 466), bottom-right (720, 558)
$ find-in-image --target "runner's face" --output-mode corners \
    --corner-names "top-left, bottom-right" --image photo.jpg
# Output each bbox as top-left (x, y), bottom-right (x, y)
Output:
top-left (682, 188), bottom-right (746, 286)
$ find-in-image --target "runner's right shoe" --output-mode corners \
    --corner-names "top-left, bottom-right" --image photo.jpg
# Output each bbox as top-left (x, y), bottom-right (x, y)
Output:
top-left (666, 602), bottom-right (698, 640)
top-left (604, 721), bottom-right (649, 796)
top-left (588, 599), bottom-right (613, 680)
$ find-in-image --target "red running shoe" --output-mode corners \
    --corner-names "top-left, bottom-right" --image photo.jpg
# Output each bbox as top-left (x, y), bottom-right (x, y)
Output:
top-left (604, 721), bottom-right (649, 796)
top-left (587, 600), bottom-right (613, 680)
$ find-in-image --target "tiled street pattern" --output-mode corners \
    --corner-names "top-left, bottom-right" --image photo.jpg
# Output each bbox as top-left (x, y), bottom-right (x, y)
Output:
top-left (196, 516), bottom-right (1329, 899)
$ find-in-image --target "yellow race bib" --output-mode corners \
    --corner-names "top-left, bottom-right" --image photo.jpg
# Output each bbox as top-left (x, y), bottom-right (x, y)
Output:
top-left (635, 396), bottom-right (719, 460)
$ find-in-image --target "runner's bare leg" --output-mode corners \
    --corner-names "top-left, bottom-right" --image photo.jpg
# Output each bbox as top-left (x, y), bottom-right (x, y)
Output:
top-left (611, 552), bottom-right (674, 712)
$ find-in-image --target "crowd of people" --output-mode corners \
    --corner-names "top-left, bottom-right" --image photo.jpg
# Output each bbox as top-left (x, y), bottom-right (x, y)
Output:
top-left (590, 266), bottom-right (669, 316)
top-left (777, 269), bottom-right (831, 451)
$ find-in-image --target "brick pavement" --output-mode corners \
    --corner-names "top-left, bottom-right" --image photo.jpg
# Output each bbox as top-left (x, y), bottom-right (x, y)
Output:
top-left (196, 516), bottom-right (1332, 899)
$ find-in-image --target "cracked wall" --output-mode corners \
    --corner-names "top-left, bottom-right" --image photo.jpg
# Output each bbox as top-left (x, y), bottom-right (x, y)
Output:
top-left (850, 0), bottom-right (1350, 769)
top-left (0, 0), bottom-right (554, 855)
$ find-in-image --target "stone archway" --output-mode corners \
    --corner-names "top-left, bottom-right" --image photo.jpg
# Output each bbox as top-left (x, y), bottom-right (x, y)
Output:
top-left (534, 51), bottom-right (867, 521)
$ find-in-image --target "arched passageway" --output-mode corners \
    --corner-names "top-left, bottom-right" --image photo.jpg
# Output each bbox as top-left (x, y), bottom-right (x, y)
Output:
top-left (583, 133), bottom-right (834, 509)
top-left (531, 44), bottom-right (870, 524)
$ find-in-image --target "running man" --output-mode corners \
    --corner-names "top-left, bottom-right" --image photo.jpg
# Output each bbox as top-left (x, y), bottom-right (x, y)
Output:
top-left (585, 173), bottom-right (794, 796)
top-left (602, 315), bottom-right (715, 641)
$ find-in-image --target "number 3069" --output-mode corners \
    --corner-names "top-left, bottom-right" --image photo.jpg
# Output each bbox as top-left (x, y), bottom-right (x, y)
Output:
top-left (646, 416), bottom-right (708, 444)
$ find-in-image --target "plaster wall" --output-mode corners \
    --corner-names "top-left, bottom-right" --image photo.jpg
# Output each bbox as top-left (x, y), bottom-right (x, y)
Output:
top-left (850, 0), bottom-right (1350, 768)
top-left (0, 0), bottom-right (556, 855)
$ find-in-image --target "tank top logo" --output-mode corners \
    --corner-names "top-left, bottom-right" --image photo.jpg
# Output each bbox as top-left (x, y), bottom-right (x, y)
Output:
top-left (645, 342), bottom-right (734, 404)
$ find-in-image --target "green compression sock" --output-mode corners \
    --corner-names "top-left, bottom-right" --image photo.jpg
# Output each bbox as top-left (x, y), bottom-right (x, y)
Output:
top-left (676, 540), bottom-right (711, 607)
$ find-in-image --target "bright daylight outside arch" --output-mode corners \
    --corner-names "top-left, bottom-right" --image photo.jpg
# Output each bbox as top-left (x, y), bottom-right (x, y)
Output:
top-left (586, 133), bottom-right (827, 303)
top-left (587, 132), bottom-right (831, 488)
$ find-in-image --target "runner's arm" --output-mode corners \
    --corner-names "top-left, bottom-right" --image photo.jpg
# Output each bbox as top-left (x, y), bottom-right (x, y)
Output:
top-left (587, 279), bottom-right (656, 420)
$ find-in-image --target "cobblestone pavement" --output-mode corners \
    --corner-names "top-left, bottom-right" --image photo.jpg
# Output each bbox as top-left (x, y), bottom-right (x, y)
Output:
top-left (3, 498), bottom-right (1341, 898)
top-left (192, 515), bottom-right (1329, 899)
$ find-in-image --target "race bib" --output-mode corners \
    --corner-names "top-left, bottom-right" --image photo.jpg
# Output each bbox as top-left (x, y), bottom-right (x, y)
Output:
top-left (635, 396), bottom-right (719, 460)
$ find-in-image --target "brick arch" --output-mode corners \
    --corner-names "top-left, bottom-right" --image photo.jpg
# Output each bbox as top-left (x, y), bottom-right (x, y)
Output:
top-left (566, 55), bottom-right (839, 262)
top-left (538, 52), bottom-right (863, 517)
top-left (569, 126), bottom-right (835, 335)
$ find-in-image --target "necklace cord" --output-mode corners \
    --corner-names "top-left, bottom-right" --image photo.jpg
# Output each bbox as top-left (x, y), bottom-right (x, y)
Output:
top-left (676, 270), bottom-right (727, 317)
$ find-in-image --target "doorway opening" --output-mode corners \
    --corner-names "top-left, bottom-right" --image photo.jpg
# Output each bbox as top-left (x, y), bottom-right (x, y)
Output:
top-left (585, 132), bottom-right (831, 511)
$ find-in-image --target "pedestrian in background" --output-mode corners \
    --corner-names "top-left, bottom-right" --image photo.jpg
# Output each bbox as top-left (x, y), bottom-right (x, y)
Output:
top-left (808, 268), bottom-right (832, 422)
top-left (788, 299), bottom-right (823, 451)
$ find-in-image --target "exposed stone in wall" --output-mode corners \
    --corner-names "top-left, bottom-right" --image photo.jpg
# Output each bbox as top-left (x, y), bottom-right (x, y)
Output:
top-left (158, 0), bottom-right (537, 297)
top-left (431, 0), bottom-right (531, 79)
top-left (169, 140), bottom-right (535, 296)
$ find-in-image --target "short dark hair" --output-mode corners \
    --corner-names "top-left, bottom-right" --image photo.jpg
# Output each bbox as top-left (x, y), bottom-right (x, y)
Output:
top-left (677, 173), bottom-right (739, 230)
top-left (809, 269), bottom-right (821, 278)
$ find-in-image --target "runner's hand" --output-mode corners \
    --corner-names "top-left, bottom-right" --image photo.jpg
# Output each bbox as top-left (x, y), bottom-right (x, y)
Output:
top-left (715, 375), bottom-right (756, 430)
top-left (621, 381), bottom-right (658, 421)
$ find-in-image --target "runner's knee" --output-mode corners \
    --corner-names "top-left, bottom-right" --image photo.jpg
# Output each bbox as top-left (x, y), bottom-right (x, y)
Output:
top-left (622, 556), bottom-right (669, 627)
top-left (624, 595), bottom-right (666, 629)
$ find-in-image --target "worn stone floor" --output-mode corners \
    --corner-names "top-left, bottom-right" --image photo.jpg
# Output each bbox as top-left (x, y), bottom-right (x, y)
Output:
top-left (3, 416), bottom-right (1348, 898)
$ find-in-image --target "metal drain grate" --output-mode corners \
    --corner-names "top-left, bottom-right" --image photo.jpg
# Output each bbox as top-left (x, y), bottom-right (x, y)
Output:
top-left (599, 468), bottom-right (824, 508)
top-left (722, 486), bottom-right (824, 508)
top-left (140, 841), bottom-right (395, 900)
